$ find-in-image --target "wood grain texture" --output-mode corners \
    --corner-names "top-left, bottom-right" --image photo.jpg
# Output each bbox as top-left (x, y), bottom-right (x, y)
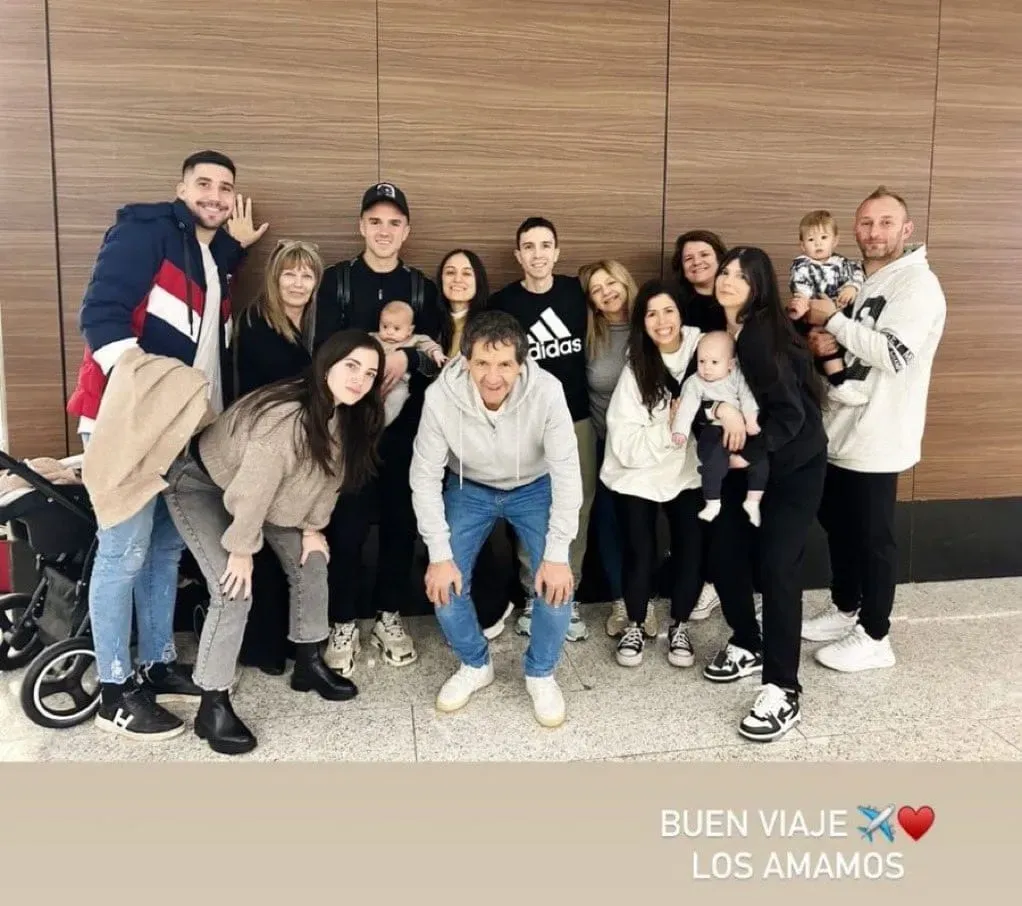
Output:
top-left (376, 0), bottom-right (669, 289)
top-left (47, 0), bottom-right (380, 447)
top-left (0, 0), bottom-right (67, 458)
top-left (663, 0), bottom-right (939, 275)
top-left (915, 0), bottom-right (1022, 500)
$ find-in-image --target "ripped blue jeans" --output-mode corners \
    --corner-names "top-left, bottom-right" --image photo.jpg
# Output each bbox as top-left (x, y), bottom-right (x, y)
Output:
top-left (82, 435), bottom-right (184, 684)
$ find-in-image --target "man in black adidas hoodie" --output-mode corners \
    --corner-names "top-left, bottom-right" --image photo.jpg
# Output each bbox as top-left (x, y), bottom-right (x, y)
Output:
top-left (313, 182), bottom-right (443, 675)
top-left (489, 217), bottom-right (595, 642)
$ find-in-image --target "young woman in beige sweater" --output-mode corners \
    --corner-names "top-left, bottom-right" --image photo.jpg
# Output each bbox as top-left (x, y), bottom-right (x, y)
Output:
top-left (164, 329), bottom-right (385, 755)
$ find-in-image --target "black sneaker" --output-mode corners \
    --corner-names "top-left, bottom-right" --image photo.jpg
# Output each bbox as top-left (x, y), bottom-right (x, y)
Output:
top-left (95, 682), bottom-right (185, 740)
top-left (738, 684), bottom-right (801, 742)
top-left (139, 661), bottom-right (202, 703)
top-left (667, 624), bottom-right (694, 668)
top-left (615, 624), bottom-right (644, 667)
top-left (703, 643), bottom-right (763, 683)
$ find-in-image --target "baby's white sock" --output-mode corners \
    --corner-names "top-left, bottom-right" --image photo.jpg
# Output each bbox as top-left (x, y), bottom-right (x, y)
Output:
top-left (743, 498), bottom-right (762, 527)
top-left (699, 500), bottom-right (722, 523)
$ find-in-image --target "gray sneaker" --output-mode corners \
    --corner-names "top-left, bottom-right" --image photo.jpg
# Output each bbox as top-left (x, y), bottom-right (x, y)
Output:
top-left (565, 602), bottom-right (589, 642)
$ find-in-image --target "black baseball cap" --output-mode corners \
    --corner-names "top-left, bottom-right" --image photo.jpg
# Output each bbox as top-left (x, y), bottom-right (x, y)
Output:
top-left (360, 182), bottom-right (410, 219)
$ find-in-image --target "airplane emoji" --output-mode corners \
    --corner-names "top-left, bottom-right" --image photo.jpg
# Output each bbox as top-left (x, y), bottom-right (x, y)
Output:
top-left (857, 805), bottom-right (896, 843)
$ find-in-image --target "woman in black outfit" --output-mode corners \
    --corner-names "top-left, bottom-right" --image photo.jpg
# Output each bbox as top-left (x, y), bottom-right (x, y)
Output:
top-left (233, 239), bottom-right (324, 674)
top-left (701, 246), bottom-right (828, 742)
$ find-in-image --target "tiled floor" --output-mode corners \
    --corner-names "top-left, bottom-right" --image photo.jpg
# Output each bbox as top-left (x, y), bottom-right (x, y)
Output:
top-left (2, 577), bottom-right (1021, 762)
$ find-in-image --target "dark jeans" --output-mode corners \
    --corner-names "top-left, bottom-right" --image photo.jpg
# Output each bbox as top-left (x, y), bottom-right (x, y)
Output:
top-left (711, 451), bottom-right (827, 693)
top-left (698, 426), bottom-right (768, 499)
top-left (612, 488), bottom-right (705, 625)
top-left (325, 396), bottom-right (420, 622)
top-left (817, 463), bottom-right (899, 640)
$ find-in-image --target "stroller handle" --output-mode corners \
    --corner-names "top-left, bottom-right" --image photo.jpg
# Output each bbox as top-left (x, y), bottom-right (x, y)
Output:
top-left (0, 448), bottom-right (96, 526)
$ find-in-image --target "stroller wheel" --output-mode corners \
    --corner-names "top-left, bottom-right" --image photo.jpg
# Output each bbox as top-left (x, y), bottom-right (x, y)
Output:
top-left (0, 593), bottom-right (44, 671)
top-left (20, 638), bottom-right (101, 729)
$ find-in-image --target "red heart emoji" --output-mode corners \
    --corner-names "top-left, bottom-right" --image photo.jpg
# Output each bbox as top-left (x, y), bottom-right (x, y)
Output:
top-left (897, 805), bottom-right (935, 841)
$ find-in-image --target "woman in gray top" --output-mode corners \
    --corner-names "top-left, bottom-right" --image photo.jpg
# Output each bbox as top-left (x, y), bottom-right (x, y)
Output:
top-left (578, 259), bottom-right (650, 640)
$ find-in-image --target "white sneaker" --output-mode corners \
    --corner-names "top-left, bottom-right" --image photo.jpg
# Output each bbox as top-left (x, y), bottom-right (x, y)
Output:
top-left (436, 661), bottom-right (495, 712)
top-left (690, 584), bottom-right (719, 621)
top-left (371, 612), bottom-right (418, 666)
top-left (525, 675), bottom-right (566, 728)
top-left (482, 602), bottom-right (515, 641)
top-left (738, 684), bottom-right (801, 742)
top-left (605, 600), bottom-right (628, 637)
top-left (801, 603), bottom-right (858, 642)
top-left (815, 624), bottom-right (896, 673)
top-left (828, 382), bottom-right (870, 407)
top-left (323, 622), bottom-right (360, 677)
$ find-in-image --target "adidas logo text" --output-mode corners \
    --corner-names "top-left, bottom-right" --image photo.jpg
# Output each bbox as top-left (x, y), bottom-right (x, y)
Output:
top-left (527, 308), bottom-right (582, 360)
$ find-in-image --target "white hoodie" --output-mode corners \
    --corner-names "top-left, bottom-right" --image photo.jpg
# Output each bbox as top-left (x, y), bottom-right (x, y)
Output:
top-left (410, 356), bottom-right (582, 565)
top-left (600, 326), bottom-right (703, 502)
top-left (823, 244), bottom-right (946, 473)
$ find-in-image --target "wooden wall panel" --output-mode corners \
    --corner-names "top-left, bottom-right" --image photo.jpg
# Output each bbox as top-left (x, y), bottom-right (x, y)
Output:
top-left (664, 0), bottom-right (940, 502)
top-left (0, 0), bottom-right (66, 458)
top-left (914, 0), bottom-right (1022, 500)
top-left (47, 0), bottom-right (380, 448)
top-left (376, 0), bottom-right (669, 289)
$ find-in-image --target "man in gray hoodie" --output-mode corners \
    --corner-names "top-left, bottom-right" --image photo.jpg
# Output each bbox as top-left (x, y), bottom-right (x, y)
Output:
top-left (410, 310), bottom-right (583, 728)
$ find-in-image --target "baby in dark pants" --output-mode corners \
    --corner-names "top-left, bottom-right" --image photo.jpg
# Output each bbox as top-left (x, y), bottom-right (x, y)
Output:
top-left (670, 331), bottom-right (768, 527)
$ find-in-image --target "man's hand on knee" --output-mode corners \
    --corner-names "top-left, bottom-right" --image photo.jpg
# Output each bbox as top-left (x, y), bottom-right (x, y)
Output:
top-left (535, 561), bottom-right (573, 607)
top-left (425, 560), bottom-right (462, 607)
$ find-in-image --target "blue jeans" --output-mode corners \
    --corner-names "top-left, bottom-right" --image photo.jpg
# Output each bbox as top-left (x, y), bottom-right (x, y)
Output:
top-left (437, 474), bottom-right (572, 678)
top-left (593, 436), bottom-right (624, 600)
top-left (82, 433), bottom-right (184, 683)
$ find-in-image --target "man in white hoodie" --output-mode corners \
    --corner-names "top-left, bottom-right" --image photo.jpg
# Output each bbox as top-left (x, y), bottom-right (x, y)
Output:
top-left (410, 310), bottom-right (583, 727)
top-left (801, 186), bottom-right (947, 671)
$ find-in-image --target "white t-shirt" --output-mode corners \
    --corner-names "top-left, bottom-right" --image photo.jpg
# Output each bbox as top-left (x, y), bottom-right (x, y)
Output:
top-left (193, 242), bottom-right (224, 415)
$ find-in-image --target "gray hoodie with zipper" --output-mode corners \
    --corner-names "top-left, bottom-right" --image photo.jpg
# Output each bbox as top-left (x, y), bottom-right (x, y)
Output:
top-left (410, 356), bottom-right (583, 566)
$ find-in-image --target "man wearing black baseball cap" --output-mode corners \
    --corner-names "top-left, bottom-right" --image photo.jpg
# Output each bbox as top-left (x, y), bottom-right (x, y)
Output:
top-left (314, 181), bottom-right (442, 675)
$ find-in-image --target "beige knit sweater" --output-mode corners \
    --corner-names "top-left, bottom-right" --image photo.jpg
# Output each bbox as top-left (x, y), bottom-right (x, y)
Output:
top-left (197, 400), bottom-right (344, 555)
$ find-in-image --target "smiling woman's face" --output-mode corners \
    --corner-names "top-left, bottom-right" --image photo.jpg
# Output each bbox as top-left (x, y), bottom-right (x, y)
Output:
top-left (644, 293), bottom-right (682, 350)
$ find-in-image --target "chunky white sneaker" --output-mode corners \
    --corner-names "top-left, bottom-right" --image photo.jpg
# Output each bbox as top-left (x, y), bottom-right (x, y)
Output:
top-left (738, 683), bottom-right (801, 742)
top-left (605, 600), bottom-right (628, 638)
top-left (323, 622), bottom-right (360, 677)
top-left (515, 602), bottom-right (533, 637)
top-left (482, 602), bottom-right (515, 641)
top-left (615, 624), bottom-right (644, 667)
top-left (641, 601), bottom-right (658, 638)
top-left (801, 603), bottom-right (858, 642)
top-left (565, 601), bottom-right (589, 642)
top-left (690, 584), bottom-right (719, 621)
top-left (525, 675), bottom-right (566, 728)
top-left (371, 612), bottom-right (418, 666)
top-left (436, 662), bottom-right (494, 712)
top-left (814, 624), bottom-right (896, 673)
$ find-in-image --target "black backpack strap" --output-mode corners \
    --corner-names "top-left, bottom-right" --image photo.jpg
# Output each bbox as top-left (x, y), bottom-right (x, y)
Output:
top-left (409, 267), bottom-right (424, 314)
top-left (334, 258), bottom-right (356, 330)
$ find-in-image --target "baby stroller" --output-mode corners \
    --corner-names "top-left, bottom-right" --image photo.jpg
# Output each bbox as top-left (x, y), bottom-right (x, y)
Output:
top-left (0, 448), bottom-right (209, 729)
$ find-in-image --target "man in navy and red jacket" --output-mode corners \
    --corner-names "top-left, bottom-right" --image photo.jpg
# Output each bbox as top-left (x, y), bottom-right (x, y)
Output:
top-left (67, 149), bottom-right (267, 742)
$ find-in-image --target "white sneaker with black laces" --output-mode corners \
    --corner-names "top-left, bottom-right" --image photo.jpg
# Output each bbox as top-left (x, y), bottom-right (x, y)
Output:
top-left (815, 624), bottom-right (896, 672)
top-left (703, 643), bottom-right (763, 683)
top-left (690, 584), bottom-right (719, 621)
top-left (739, 683), bottom-right (801, 742)
top-left (801, 602), bottom-right (858, 642)
top-left (667, 623), bottom-right (694, 668)
top-left (615, 624), bottom-right (644, 667)
top-left (371, 612), bottom-right (417, 666)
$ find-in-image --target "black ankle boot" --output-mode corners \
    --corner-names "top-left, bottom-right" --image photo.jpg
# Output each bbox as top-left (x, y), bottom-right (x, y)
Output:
top-left (291, 642), bottom-right (358, 701)
top-left (194, 690), bottom-right (257, 755)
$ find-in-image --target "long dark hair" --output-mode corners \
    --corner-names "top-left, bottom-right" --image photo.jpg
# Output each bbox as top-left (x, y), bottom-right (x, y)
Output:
top-left (227, 330), bottom-right (385, 491)
top-left (628, 278), bottom-right (684, 414)
top-left (720, 246), bottom-right (825, 409)
top-left (436, 248), bottom-right (490, 353)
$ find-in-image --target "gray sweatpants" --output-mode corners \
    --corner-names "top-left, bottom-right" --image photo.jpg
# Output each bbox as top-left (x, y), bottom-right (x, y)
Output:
top-left (163, 453), bottom-right (330, 691)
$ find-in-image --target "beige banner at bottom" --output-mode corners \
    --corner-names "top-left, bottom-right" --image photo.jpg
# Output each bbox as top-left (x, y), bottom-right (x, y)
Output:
top-left (1, 762), bottom-right (1015, 900)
